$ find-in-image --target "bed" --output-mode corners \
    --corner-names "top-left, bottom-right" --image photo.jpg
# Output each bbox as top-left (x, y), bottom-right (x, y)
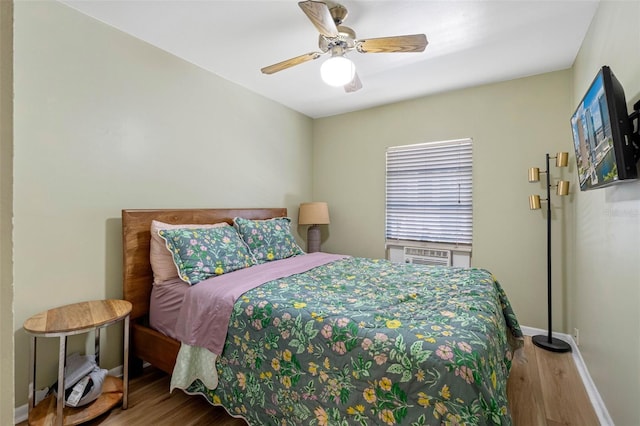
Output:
top-left (122, 208), bottom-right (523, 425)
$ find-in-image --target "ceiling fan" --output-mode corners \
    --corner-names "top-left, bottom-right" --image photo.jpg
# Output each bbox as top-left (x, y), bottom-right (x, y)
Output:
top-left (261, 0), bottom-right (428, 92)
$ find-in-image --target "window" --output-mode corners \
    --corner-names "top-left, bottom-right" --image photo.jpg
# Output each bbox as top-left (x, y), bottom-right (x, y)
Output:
top-left (385, 138), bottom-right (473, 245)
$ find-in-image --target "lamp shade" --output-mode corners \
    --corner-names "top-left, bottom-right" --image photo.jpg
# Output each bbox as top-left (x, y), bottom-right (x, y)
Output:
top-left (556, 152), bottom-right (569, 167)
top-left (299, 202), bottom-right (330, 225)
top-left (320, 56), bottom-right (356, 87)
top-left (556, 180), bottom-right (570, 196)
top-left (529, 195), bottom-right (541, 210)
top-left (528, 167), bottom-right (540, 182)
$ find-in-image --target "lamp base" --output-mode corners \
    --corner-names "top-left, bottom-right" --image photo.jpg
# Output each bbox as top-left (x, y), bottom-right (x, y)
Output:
top-left (307, 225), bottom-right (321, 253)
top-left (532, 334), bottom-right (572, 353)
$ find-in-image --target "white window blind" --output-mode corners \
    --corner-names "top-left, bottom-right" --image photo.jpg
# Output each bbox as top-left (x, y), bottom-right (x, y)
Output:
top-left (385, 139), bottom-right (473, 245)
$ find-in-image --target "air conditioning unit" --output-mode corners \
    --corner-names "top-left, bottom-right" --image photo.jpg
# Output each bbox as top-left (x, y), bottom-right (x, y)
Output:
top-left (404, 246), bottom-right (451, 266)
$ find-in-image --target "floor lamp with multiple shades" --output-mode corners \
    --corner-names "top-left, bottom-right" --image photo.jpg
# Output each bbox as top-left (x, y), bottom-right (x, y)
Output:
top-left (528, 152), bottom-right (572, 353)
top-left (298, 202), bottom-right (330, 253)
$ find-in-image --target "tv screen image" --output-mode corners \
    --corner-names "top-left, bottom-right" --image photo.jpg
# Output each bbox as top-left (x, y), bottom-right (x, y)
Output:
top-left (570, 66), bottom-right (638, 191)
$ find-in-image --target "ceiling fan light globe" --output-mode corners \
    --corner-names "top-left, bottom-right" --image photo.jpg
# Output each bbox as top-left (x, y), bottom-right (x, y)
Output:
top-left (320, 56), bottom-right (356, 87)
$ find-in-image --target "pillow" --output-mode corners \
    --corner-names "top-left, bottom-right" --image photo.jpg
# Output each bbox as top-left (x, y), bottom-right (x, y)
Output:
top-left (233, 217), bottom-right (304, 264)
top-left (150, 220), bottom-right (229, 285)
top-left (158, 226), bottom-right (255, 285)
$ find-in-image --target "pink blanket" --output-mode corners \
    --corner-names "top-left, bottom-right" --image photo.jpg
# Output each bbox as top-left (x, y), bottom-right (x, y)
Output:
top-left (174, 252), bottom-right (348, 355)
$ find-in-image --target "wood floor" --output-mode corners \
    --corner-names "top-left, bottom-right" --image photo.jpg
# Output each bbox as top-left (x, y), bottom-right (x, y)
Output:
top-left (507, 337), bottom-right (599, 425)
top-left (20, 336), bottom-right (600, 426)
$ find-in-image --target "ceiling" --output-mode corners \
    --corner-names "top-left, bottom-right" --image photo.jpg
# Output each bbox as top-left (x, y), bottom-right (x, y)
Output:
top-left (60, 0), bottom-right (600, 119)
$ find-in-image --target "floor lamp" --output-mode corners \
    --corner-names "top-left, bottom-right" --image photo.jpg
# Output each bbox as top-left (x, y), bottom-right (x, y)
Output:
top-left (528, 152), bottom-right (572, 353)
top-left (298, 202), bottom-right (330, 253)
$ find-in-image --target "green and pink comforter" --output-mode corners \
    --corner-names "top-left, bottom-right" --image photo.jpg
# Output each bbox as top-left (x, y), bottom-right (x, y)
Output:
top-left (173, 253), bottom-right (523, 425)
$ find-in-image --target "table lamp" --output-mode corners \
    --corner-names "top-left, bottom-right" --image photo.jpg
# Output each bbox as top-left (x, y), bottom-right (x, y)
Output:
top-left (298, 202), bottom-right (330, 253)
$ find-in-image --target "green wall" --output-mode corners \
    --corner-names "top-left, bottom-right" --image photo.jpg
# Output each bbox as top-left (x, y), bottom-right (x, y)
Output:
top-left (12, 0), bottom-right (313, 408)
top-left (571, 2), bottom-right (640, 424)
top-left (313, 70), bottom-right (574, 338)
top-left (1, 1), bottom-right (14, 424)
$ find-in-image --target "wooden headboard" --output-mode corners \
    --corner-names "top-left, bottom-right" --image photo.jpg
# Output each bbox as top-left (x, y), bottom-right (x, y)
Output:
top-left (121, 208), bottom-right (287, 321)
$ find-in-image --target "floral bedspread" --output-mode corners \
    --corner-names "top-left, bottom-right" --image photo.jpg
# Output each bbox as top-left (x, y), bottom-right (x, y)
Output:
top-left (185, 257), bottom-right (523, 425)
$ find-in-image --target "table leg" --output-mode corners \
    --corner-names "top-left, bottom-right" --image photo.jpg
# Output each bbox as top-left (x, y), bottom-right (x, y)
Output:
top-left (95, 326), bottom-right (101, 365)
top-left (28, 336), bottom-right (36, 413)
top-left (56, 336), bottom-right (67, 426)
top-left (123, 314), bottom-right (129, 409)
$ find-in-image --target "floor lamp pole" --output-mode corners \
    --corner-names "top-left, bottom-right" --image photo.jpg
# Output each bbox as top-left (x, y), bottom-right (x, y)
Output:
top-left (532, 153), bottom-right (571, 353)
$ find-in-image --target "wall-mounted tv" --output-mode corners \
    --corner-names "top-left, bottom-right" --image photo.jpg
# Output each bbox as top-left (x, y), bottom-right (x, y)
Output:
top-left (570, 65), bottom-right (639, 191)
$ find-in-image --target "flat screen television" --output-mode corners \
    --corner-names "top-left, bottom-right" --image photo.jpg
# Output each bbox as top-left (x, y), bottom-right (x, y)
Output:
top-left (570, 65), bottom-right (639, 191)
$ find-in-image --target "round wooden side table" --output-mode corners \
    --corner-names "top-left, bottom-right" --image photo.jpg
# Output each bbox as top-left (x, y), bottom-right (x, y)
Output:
top-left (23, 299), bottom-right (132, 426)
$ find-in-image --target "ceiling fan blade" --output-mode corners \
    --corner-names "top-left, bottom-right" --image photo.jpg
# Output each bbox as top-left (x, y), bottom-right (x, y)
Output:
top-left (298, 1), bottom-right (339, 38)
top-left (356, 34), bottom-right (428, 53)
top-left (344, 72), bottom-right (362, 93)
top-left (261, 52), bottom-right (322, 75)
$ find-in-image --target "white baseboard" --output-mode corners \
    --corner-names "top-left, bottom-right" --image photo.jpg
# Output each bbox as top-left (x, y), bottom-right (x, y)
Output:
top-left (14, 365), bottom-right (124, 424)
top-left (14, 402), bottom-right (26, 424)
top-left (521, 325), bottom-right (613, 426)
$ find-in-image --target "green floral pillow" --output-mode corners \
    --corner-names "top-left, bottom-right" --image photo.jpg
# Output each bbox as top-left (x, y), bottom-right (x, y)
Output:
top-left (233, 217), bottom-right (305, 264)
top-left (158, 226), bottom-right (255, 285)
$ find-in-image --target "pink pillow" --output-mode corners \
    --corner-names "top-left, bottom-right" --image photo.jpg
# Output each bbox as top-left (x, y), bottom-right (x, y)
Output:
top-left (150, 220), bottom-right (229, 285)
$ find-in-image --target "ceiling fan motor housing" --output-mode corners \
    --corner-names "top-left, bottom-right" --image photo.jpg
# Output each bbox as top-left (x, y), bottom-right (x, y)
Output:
top-left (319, 25), bottom-right (356, 52)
